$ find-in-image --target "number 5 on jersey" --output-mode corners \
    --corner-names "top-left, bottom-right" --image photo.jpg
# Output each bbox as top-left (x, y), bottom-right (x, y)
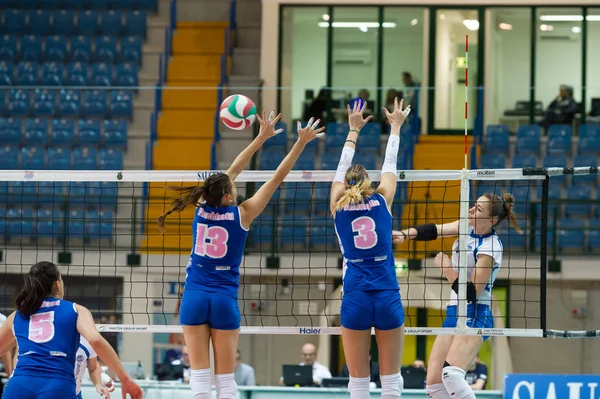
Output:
top-left (195, 223), bottom-right (229, 259)
top-left (29, 312), bottom-right (55, 343)
top-left (352, 216), bottom-right (378, 250)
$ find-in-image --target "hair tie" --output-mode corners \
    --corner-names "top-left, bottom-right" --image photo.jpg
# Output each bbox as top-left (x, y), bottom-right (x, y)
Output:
top-left (349, 179), bottom-right (356, 186)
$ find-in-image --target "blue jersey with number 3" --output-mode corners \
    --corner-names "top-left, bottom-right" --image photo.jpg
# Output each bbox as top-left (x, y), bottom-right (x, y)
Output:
top-left (334, 193), bottom-right (398, 292)
top-left (186, 204), bottom-right (249, 298)
top-left (13, 298), bottom-right (80, 382)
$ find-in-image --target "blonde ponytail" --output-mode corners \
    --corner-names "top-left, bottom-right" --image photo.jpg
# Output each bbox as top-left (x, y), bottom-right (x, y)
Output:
top-left (332, 164), bottom-right (374, 214)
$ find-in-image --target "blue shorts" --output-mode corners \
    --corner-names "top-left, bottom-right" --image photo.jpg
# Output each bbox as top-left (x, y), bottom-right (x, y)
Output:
top-left (443, 304), bottom-right (494, 341)
top-left (341, 289), bottom-right (405, 330)
top-left (179, 288), bottom-right (240, 330)
top-left (77, 393), bottom-right (83, 399)
top-left (3, 375), bottom-right (77, 399)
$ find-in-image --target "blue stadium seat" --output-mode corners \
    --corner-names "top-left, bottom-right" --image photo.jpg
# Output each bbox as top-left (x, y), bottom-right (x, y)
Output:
top-left (36, 208), bottom-right (61, 238)
top-left (0, 35), bottom-right (17, 61)
top-left (103, 119), bottom-right (127, 148)
top-left (65, 182), bottom-right (85, 204)
top-left (558, 218), bottom-right (585, 250)
top-left (572, 155), bottom-right (597, 186)
top-left (516, 125), bottom-right (541, 154)
top-left (313, 184), bottom-right (331, 215)
top-left (137, 0), bottom-right (158, 12)
top-left (7, 208), bottom-right (34, 237)
top-left (536, 185), bottom-right (562, 218)
top-left (16, 61), bottom-right (38, 86)
top-left (486, 124), bottom-right (510, 137)
top-left (0, 145), bottom-right (18, 169)
top-left (251, 214), bottom-right (276, 245)
top-left (96, 182), bottom-right (117, 207)
top-left (579, 124), bottom-right (600, 139)
top-left (111, 0), bottom-right (134, 10)
top-left (280, 215), bottom-right (307, 246)
top-left (480, 153), bottom-right (505, 169)
top-left (87, 216), bottom-right (113, 239)
top-left (28, 10), bottom-right (51, 36)
top-left (259, 149), bottom-right (284, 170)
top-left (90, 62), bottom-right (113, 87)
top-left (4, 10), bottom-right (26, 35)
top-left (44, 36), bottom-right (67, 62)
top-left (58, 89), bottom-right (81, 117)
top-left (52, 10), bottom-right (75, 36)
top-left (534, 218), bottom-right (557, 251)
top-left (283, 183), bottom-right (311, 214)
top-left (78, 119), bottom-right (101, 145)
top-left (93, 36), bottom-right (117, 63)
top-left (24, 118), bottom-right (48, 146)
top-left (73, 147), bottom-right (98, 169)
top-left (589, 219), bottom-right (600, 251)
top-left (325, 133), bottom-right (346, 151)
top-left (67, 209), bottom-right (85, 239)
top-left (0, 90), bottom-right (4, 114)
top-left (124, 11), bottom-right (147, 37)
top-left (0, 208), bottom-right (6, 236)
top-left (77, 11), bottom-right (100, 36)
top-left (578, 124), bottom-right (600, 155)
top-left (21, 146), bottom-right (45, 169)
top-left (292, 152), bottom-right (315, 170)
top-left (8, 89), bottom-right (31, 116)
top-left (484, 129), bottom-right (510, 154)
top-left (101, 10), bottom-right (123, 36)
top-left (33, 88), bottom-right (56, 117)
top-left (83, 90), bottom-right (107, 117)
top-left (119, 36), bottom-right (142, 63)
top-left (0, 118), bottom-right (22, 144)
top-left (108, 90), bottom-right (132, 118)
top-left (565, 185), bottom-right (591, 218)
top-left (512, 154), bottom-right (536, 169)
top-left (17, 0), bottom-right (36, 8)
top-left (63, 0), bottom-right (86, 9)
top-left (509, 186), bottom-right (531, 217)
top-left (47, 147), bottom-right (72, 170)
top-left (71, 36), bottom-right (92, 63)
top-left (320, 152), bottom-right (338, 170)
top-left (543, 154), bottom-right (567, 184)
top-left (547, 125), bottom-right (572, 155)
top-left (41, 62), bottom-right (64, 86)
top-left (89, 0), bottom-right (110, 10)
top-left (99, 148), bottom-right (123, 170)
top-left (262, 123), bottom-right (287, 150)
top-left (37, 182), bottom-right (64, 205)
top-left (114, 63), bottom-right (138, 87)
top-left (64, 62), bottom-right (88, 86)
top-left (20, 35), bottom-right (42, 62)
top-left (40, 0), bottom-right (63, 9)
top-left (358, 123), bottom-right (381, 151)
top-left (354, 152), bottom-right (377, 170)
top-left (498, 227), bottom-right (526, 250)
top-left (10, 181), bottom-right (37, 204)
top-left (51, 119), bottom-right (75, 146)
top-left (0, 61), bottom-right (13, 85)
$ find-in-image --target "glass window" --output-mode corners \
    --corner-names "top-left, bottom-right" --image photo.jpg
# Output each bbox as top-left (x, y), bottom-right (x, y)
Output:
top-left (488, 8), bottom-right (532, 131)
top-left (535, 7), bottom-right (583, 134)
top-left (586, 8), bottom-right (600, 125)
top-left (280, 7), bottom-right (329, 127)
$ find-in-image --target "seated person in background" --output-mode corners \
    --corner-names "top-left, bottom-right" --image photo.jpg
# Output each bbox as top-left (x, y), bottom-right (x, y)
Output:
top-left (303, 89), bottom-right (328, 122)
top-left (588, 100), bottom-right (600, 124)
top-left (412, 358), bottom-right (426, 372)
top-left (234, 350), bottom-right (256, 386)
top-left (465, 355), bottom-right (488, 390)
top-left (539, 85), bottom-right (578, 130)
top-left (280, 343), bottom-right (332, 386)
top-left (339, 350), bottom-right (381, 388)
top-left (171, 345), bottom-right (191, 382)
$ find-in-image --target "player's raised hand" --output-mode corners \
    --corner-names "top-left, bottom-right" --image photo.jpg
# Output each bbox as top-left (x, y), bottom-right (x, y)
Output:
top-left (347, 99), bottom-right (373, 132)
top-left (256, 110), bottom-right (284, 140)
top-left (296, 117), bottom-right (325, 145)
top-left (382, 97), bottom-right (411, 129)
top-left (121, 377), bottom-right (143, 399)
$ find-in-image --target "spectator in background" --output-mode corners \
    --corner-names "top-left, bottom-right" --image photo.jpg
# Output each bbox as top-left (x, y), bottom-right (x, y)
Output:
top-left (304, 89), bottom-right (328, 122)
top-left (412, 358), bottom-right (427, 372)
top-left (171, 345), bottom-right (191, 383)
top-left (539, 85), bottom-right (578, 130)
top-left (234, 350), bottom-right (256, 386)
top-left (280, 343), bottom-right (332, 386)
top-left (402, 72), bottom-right (420, 107)
top-left (465, 355), bottom-right (488, 390)
top-left (339, 350), bottom-right (381, 388)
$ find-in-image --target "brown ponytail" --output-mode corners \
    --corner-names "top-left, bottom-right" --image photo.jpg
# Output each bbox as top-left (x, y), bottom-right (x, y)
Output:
top-left (333, 164), bottom-right (375, 214)
top-left (485, 192), bottom-right (523, 234)
top-left (16, 261), bottom-right (61, 317)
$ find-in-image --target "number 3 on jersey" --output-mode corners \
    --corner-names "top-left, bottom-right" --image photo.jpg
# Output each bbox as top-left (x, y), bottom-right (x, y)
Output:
top-left (29, 312), bottom-right (55, 343)
top-left (352, 216), bottom-right (378, 250)
top-left (195, 223), bottom-right (229, 259)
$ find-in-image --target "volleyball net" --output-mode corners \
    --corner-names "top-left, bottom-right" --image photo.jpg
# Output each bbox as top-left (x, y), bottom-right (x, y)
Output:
top-left (0, 166), bottom-right (590, 338)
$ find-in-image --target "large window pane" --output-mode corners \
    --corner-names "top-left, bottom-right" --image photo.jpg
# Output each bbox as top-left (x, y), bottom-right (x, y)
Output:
top-left (489, 8), bottom-right (531, 131)
top-left (535, 7), bottom-right (582, 134)
top-left (280, 7), bottom-right (329, 127)
top-left (586, 9), bottom-right (600, 125)
top-left (330, 7), bottom-right (379, 122)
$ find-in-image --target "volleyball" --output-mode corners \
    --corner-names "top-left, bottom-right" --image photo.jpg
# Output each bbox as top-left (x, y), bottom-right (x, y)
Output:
top-left (219, 94), bottom-right (257, 130)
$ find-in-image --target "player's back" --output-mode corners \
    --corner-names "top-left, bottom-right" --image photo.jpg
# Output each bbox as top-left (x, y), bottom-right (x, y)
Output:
top-left (186, 203), bottom-right (249, 297)
top-left (334, 193), bottom-right (397, 291)
top-left (13, 298), bottom-right (80, 381)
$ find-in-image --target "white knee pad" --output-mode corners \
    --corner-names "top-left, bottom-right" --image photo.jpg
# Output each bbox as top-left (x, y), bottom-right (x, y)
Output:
top-left (349, 376), bottom-right (371, 399)
top-left (215, 373), bottom-right (237, 399)
top-left (380, 371), bottom-right (403, 399)
top-left (190, 369), bottom-right (212, 399)
top-left (426, 383), bottom-right (452, 399)
top-left (442, 366), bottom-right (476, 399)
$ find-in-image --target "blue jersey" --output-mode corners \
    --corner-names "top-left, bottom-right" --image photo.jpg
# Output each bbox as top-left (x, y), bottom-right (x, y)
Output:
top-left (185, 203), bottom-right (249, 298)
top-left (13, 298), bottom-right (80, 382)
top-left (334, 193), bottom-right (398, 292)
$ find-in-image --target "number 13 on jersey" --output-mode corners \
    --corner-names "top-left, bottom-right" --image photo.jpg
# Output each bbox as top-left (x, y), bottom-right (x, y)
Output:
top-left (194, 223), bottom-right (229, 259)
top-left (352, 216), bottom-right (378, 250)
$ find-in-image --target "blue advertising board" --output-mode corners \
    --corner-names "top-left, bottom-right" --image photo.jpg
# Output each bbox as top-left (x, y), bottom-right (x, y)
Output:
top-left (504, 374), bottom-right (600, 399)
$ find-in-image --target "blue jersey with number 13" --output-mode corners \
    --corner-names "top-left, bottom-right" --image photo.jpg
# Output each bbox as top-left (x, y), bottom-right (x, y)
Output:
top-left (334, 193), bottom-right (398, 292)
top-left (186, 204), bottom-right (249, 298)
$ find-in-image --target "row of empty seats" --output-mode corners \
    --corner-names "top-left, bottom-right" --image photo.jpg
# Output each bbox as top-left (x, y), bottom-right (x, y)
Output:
top-left (0, 117), bottom-right (127, 147)
top-left (1, 10), bottom-right (146, 37)
top-left (0, 35), bottom-right (143, 64)
top-left (0, 181), bottom-right (118, 205)
top-left (0, 0), bottom-right (157, 11)
top-left (1, 89), bottom-right (133, 118)
top-left (0, 146), bottom-right (124, 169)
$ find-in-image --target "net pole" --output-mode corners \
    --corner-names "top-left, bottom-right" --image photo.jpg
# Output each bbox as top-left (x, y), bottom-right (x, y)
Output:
top-left (456, 171), bottom-right (471, 332)
top-left (540, 176), bottom-right (550, 337)
top-left (464, 34), bottom-right (469, 170)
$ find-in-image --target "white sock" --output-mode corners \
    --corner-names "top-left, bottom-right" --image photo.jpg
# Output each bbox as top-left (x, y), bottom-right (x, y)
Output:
top-left (426, 383), bottom-right (452, 399)
top-left (442, 366), bottom-right (476, 399)
top-left (215, 373), bottom-right (237, 399)
top-left (349, 375), bottom-right (371, 399)
top-left (191, 369), bottom-right (212, 399)
top-left (380, 371), bottom-right (403, 399)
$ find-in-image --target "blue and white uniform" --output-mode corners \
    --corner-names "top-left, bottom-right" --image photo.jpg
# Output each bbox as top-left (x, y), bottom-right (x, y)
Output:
top-left (4, 298), bottom-right (80, 399)
top-left (334, 193), bottom-right (404, 330)
top-left (442, 228), bottom-right (503, 340)
top-left (180, 203), bottom-right (249, 330)
top-left (74, 336), bottom-right (97, 399)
